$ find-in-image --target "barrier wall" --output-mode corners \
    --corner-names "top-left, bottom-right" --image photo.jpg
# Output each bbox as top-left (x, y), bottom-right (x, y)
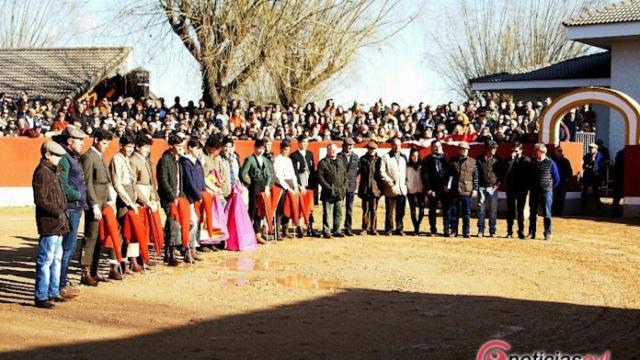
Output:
top-left (0, 138), bottom-right (584, 207)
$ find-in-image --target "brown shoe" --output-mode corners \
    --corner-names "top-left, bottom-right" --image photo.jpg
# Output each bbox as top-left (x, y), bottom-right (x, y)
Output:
top-left (60, 286), bottom-right (79, 299)
top-left (145, 259), bottom-right (157, 267)
top-left (130, 260), bottom-right (143, 273)
top-left (94, 273), bottom-right (109, 283)
top-left (191, 249), bottom-right (204, 261)
top-left (256, 234), bottom-right (267, 244)
top-left (80, 266), bottom-right (98, 287)
top-left (109, 267), bottom-right (123, 281)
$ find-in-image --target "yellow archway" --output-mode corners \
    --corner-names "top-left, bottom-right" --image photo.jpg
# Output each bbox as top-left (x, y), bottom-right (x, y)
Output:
top-left (538, 87), bottom-right (640, 145)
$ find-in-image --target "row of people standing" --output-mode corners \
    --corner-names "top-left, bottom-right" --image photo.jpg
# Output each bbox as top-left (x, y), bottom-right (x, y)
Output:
top-left (308, 138), bottom-right (561, 240)
top-left (31, 127), bottom-right (258, 309)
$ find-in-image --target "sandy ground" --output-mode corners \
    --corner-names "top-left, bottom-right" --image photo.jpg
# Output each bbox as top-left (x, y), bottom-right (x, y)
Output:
top-left (0, 205), bottom-right (639, 359)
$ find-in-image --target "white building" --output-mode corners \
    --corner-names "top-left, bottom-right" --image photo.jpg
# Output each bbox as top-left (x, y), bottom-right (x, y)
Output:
top-left (471, 0), bottom-right (640, 158)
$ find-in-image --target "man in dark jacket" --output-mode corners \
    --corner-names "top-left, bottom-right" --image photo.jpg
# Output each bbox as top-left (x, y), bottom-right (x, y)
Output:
top-left (240, 139), bottom-right (273, 243)
top-left (57, 127), bottom-right (88, 299)
top-left (339, 138), bottom-right (359, 236)
top-left (551, 146), bottom-right (573, 216)
top-left (504, 142), bottom-right (530, 239)
top-left (529, 143), bottom-right (560, 240)
top-left (580, 143), bottom-right (605, 211)
top-left (447, 142), bottom-right (479, 238)
top-left (475, 140), bottom-right (502, 237)
top-left (80, 128), bottom-right (113, 285)
top-left (156, 134), bottom-right (186, 266)
top-left (179, 139), bottom-right (206, 262)
top-left (358, 141), bottom-right (382, 235)
top-left (33, 140), bottom-right (70, 309)
top-left (317, 143), bottom-right (347, 238)
top-left (290, 135), bottom-right (320, 237)
top-left (421, 140), bottom-right (451, 236)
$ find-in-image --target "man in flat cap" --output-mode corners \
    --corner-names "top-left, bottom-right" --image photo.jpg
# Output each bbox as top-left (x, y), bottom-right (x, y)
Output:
top-left (475, 140), bottom-right (502, 238)
top-left (339, 138), bottom-right (359, 236)
top-left (57, 126), bottom-right (88, 299)
top-left (447, 141), bottom-right (478, 238)
top-left (33, 140), bottom-right (70, 309)
top-left (358, 141), bottom-right (382, 235)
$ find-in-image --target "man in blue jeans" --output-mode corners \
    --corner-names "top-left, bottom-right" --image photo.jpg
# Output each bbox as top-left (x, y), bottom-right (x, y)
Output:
top-left (447, 142), bottom-right (478, 238)
top-left (529, 143), bottom-right (560, 240)
top-left (476, 140), bottom-right (502, 238)
top-left (33, 140), bottom-right (70, 309)
top-left (58, 127), bottom-right (89, 299)
top-left (339, 138), bottom-right (359, 236)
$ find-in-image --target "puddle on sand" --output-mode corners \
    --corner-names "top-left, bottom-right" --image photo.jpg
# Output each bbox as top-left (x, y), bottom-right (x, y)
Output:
top-left (220, 257), bottom-right (288, 272)
top-left (219, 278), bottom-right (251, 286)
top-left (276, 275), bottom-right (342, 290)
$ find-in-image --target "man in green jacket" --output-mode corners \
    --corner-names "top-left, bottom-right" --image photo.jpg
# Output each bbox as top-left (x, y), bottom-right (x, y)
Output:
top-left (240, 139), bottom-right (273, 244)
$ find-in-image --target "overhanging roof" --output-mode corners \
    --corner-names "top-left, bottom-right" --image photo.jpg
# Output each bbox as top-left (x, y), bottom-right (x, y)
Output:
top-left (564, 0), bottom-right (640, 26)
top-left (564, 0), bottom-right (640, 48)
top-left (0, 47), bottom-right (131, 101)
top-left (470, 52), bottom-right (610, 91)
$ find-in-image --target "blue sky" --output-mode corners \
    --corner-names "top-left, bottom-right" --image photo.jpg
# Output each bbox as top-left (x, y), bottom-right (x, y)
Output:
top-left (61, 0), bottom-right (464, 107)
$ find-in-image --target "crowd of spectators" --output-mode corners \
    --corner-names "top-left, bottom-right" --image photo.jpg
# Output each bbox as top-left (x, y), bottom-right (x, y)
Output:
top-left (0, 91), bottom-right (598, 144)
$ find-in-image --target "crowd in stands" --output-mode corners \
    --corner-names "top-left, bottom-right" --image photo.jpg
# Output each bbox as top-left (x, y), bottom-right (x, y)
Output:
top-left (0, 91), bottom-right (598, 144)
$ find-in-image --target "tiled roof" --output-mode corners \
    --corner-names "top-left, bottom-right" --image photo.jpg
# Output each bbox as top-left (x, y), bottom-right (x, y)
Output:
top-left (0, 47), bottom-right (131, 101)
top-left (469, 51), bottom-right (610, 83)
top-left (564, 0), bottom-right (640, 26)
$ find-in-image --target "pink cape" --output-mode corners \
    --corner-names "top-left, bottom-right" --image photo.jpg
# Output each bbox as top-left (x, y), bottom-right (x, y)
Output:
top-left (199, 193), bottom-right (229, 245)
top-left (224, 184), bottom-right (257, 251)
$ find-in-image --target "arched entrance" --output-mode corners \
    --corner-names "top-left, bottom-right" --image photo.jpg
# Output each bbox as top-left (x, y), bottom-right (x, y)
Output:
top-left (538, 87), bottom-right (640, 145)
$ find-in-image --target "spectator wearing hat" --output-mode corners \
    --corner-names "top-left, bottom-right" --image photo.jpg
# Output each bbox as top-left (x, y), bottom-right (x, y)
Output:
top-left (290, 134), bottom-right (320, 237)
top-left (475, 140), bottom-right (502, 237)
top-left (358, 141), bottom-right (382, 235)
top-left (551, 146), bottom-right (574, 216)
top-left (33, 140), bottom-right (70, 309)
top-left (339, 138), bottom-right (359, 236)
top-left (447, 141), bottom-right (478, 238)
top-left (240, 139), bottom-right (273, 243)
top-left (529, 143), bottom-right (560, 240)
top-left (580, 143), bottom-right (605, 212)
top-left (421, 140), bottom-right (452, 236)
top-left (380, 136), bottom-right (408, 236)
top-left (57, 127), bottom-right (88, 300)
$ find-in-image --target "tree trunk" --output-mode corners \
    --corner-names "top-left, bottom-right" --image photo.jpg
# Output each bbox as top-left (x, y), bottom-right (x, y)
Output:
top-left (201, 64), bottom-right (223, 108)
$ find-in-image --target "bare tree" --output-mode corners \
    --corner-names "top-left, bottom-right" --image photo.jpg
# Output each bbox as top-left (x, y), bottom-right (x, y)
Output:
top-left (266, 0), bottom-right (412, 108)
top-left (431, 0), bottom-right (605, 100)
top-left (117, 0), bottom-right (411, 107)
top-left (0, 0), bottom-right (84, 48)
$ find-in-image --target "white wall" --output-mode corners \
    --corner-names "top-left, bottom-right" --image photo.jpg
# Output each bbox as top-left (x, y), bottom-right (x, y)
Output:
top-left (610, 39), bottom-right (640, 157)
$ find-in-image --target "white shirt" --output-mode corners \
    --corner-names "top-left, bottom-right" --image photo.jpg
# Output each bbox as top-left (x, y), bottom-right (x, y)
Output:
top-left (273, 155), bottom-right (298, 191)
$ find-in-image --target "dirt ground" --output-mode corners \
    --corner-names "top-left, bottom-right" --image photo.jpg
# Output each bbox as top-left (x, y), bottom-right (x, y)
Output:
top-left (0, 205), bottom-right (639, 359)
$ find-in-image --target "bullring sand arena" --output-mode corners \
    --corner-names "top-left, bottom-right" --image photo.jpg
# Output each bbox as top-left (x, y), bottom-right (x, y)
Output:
top-left (1, 204), bottom-right (639, 359)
